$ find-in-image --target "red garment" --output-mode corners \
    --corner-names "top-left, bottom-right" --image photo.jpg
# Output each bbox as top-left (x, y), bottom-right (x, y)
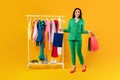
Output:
top-left (51, 20), bottom-right (59, 57)
top-left (51, 46), bottom-right (58, 57)
top-left (54, 20), bottom-right (58, 33)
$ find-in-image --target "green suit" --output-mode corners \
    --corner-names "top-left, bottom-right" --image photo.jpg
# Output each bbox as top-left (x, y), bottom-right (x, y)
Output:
top-left (64, 18), bottom-right (88, 65)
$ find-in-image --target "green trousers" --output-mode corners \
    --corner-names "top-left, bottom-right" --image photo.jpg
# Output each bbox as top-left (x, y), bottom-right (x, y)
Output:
top-left (69, 40), bottom-right (84, 65)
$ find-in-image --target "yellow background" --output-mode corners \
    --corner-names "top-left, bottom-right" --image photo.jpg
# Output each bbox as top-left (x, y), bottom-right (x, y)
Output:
top-left (0, 0), bottom-right (120, 80)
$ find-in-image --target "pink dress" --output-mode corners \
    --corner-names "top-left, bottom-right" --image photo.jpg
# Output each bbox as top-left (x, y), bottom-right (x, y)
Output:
top-left (45, 20), bottom-right (51, 49)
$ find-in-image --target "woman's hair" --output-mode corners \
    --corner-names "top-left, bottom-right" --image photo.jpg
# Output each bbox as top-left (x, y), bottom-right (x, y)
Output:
top-left (72, 8), bottom-right (82, 19)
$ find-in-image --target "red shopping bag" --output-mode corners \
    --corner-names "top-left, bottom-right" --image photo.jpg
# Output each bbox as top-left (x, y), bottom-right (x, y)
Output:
top-left (89, 36), bottom-right (99, 51)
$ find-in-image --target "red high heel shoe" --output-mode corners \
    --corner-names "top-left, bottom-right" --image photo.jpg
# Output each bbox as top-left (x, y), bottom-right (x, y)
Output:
top-left (82, 65), bottom-right (86, 72)
top-left (70, 67), bottom-right (76, 73)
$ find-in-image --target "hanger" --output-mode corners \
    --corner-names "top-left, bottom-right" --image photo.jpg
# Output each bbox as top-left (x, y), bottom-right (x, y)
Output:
top-left (33, 18), bottom-right (37, 22)
top-left (51, 18), bottom-right (53, 21)
top-left (53, 17), bottom-right (56, 20)
top-left (41, 18), bottom-right (44, 21)
top-left (46, 18), bottom-right (48, 20)
top-left (58, 17), bottom-right (61, 21)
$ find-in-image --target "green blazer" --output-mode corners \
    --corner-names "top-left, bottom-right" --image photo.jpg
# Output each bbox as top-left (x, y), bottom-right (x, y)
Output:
top-left (64, 18), bottom-right (88, 40)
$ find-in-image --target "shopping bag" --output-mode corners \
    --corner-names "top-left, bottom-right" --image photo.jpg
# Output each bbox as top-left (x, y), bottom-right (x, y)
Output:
top-left (88, 37), bottom-right (91, 51)
top-left (53, 33), bottom-right (63, 47)
top-left (89, 36), bottom-right (99, 51)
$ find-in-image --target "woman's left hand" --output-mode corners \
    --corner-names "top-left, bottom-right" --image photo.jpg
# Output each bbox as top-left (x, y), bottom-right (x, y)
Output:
top-left (88, 31), bottom-right (94, 36)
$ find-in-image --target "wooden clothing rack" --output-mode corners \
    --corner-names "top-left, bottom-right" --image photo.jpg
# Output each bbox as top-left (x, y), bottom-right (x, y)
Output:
top-left (26, 15), bottom-right (65, 70)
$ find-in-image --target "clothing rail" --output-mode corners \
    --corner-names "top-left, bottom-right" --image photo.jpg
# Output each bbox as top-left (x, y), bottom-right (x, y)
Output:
top-left (26, 15), bottom-right (66, 27)
top-left (26, 15), bottom-right (65, 70)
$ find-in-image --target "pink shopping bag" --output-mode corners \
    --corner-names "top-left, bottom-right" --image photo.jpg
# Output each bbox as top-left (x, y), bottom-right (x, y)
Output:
top-left (89, 36), bottom-right (99, 51)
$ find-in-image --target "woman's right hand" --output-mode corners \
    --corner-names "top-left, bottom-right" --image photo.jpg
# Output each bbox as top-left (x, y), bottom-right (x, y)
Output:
top-left (59, 28), bottom-right (64, 32)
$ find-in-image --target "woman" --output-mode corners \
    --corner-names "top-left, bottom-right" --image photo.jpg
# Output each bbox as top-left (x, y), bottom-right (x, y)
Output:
top-left (59, 8), bottom-right (94, 73)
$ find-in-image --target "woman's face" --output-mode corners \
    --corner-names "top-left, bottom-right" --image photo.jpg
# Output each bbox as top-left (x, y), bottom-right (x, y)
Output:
top-left (75, 9), bottom-right (80, 18)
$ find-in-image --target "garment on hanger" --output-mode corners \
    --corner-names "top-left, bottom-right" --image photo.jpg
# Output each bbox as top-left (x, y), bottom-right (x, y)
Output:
top-left (36, 20), bottom-right (45, 61)
top-left (51, 20), bottom-right (59, 58)
top-left (54, 20), bottom-right (59, 33)
top-left (38, 36), bottom-right (45, 60)
top-left (44, 20), bottom-right (51, 49)
top-left (51, 46), bottom-right (58, 57)
top-left (50, 20), bottom-right (56, 43)
top-left (36, 20), bottom-right (42, 44)
top-left (32, 19), bottom-right (38, 42)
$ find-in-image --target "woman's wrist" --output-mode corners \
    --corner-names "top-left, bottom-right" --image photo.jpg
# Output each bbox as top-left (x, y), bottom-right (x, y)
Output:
top-left (88, 31), bottom-right (91, 34)
top-left (88, 30), bottom-right (94, 36)
top-left (59, 28), bottom-right (64, 32)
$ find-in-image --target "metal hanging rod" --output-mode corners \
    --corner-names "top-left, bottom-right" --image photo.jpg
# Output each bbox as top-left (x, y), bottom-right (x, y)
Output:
top-left (26, 15), bottom-right (65, 18)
